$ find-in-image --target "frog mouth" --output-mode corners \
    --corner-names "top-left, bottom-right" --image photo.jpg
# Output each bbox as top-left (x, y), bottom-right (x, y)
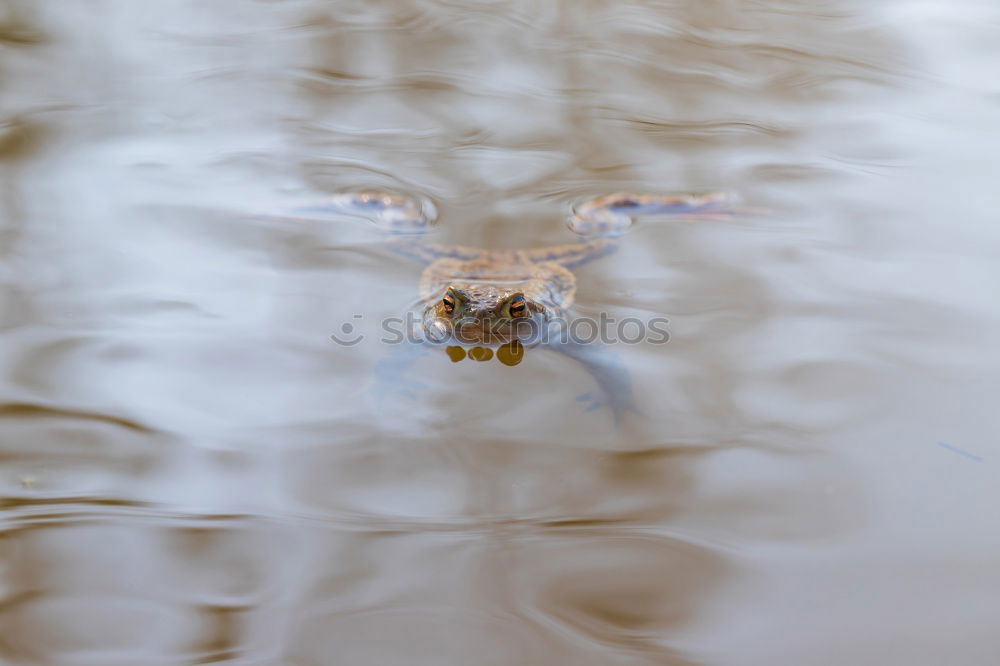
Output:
top-left (422, 310), bottom-right (546, 346)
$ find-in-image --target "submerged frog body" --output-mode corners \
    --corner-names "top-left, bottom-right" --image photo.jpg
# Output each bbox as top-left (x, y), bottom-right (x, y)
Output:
top-left (375, 191), bottom-right (730, 345)
top-left (298, 188), bottom-right (734, 421)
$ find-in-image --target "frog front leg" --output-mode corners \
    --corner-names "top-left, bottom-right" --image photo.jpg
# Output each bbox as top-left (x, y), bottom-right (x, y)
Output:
top-left (370, 339), bottom-right (433, 414)
top-left (542, 339), bottom-right (639, 425)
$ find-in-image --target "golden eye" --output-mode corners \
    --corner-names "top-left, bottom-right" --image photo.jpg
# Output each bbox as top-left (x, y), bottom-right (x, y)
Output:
top-left (508, 295), bottom-right (528, 318)
top-left (441, 292), bottom-right (455, 314)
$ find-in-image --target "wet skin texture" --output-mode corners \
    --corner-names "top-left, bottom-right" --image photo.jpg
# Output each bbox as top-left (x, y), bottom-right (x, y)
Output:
top-left (390, 237), bottom-right (617, 346)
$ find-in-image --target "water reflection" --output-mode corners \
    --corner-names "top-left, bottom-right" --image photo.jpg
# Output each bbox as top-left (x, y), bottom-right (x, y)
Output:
top-left (446, 343), bottom-right (525, 364)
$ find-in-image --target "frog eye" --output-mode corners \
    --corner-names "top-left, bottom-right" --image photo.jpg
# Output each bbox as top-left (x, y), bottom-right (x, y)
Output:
top-left (441, 289), bottom-right (459, 314)
top-left (508, 294), bottom-right (528, 318)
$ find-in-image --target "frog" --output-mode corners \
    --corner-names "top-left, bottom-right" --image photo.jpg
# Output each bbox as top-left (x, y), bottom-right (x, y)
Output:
top-left (373, 190), bottom-right (730, 348)
top-left (296, 188), bottom-right (733, 421)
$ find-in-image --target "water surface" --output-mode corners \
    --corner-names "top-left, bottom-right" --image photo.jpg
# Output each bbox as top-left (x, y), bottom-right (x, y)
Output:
top-left (2, 1), bottom-right (999, 664)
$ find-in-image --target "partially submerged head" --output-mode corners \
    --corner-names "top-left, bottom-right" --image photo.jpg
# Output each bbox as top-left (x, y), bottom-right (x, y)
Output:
top-left (424, 282), bottom-right (545, 345)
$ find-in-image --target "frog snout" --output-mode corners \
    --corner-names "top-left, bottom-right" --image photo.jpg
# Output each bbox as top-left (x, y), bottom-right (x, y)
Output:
top-left (464, 307), bottom-right (497, 322)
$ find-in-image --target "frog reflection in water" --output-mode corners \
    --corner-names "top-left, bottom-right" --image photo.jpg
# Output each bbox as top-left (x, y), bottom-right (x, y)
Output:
top-left (318, 189), bottom-right (732, 419)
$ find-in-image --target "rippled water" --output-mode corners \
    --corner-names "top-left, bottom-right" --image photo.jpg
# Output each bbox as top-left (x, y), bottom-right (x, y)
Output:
top-left (2, 1), bottom-right (1000, 664)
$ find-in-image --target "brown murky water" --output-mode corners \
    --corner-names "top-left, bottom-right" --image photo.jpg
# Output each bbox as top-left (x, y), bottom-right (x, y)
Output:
top-left (2, 1), bottom-right (999, 664)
